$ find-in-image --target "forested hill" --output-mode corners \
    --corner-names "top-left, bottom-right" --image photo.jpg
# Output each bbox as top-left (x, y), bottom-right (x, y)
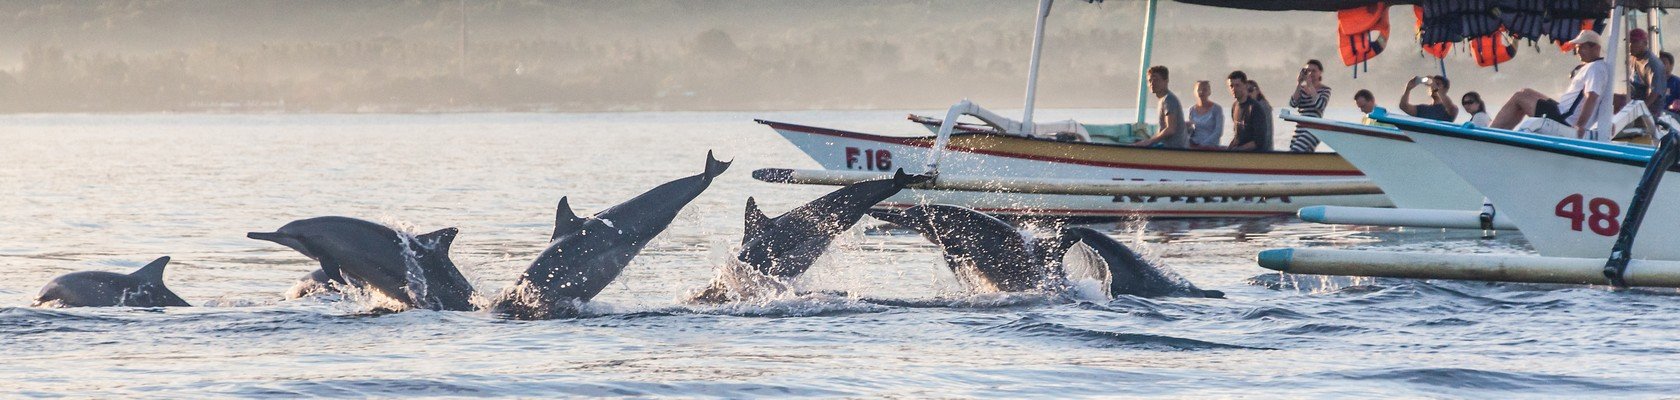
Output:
top-left (0, 1), bottom-right (1627, 113)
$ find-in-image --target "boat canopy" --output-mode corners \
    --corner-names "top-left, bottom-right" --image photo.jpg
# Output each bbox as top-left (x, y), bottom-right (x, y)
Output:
top-left (1174, 0), bottom-right (1678, 12)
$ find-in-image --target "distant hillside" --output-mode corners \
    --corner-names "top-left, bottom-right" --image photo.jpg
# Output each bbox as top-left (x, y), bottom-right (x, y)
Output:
top-left (0, 1), bottom-right (1659, 113)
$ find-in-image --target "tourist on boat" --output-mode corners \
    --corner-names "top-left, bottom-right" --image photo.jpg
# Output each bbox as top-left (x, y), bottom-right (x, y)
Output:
top-left (1489, 30), bottom-right (1609, 139)
top-left (1287, 60), bottom-right (1331, 152)
top-left (1461, 91), bottom-right (1491, 128)
top-left (1132, 66), bottom-right (1188, 148)
top-left (1248, 80), bottom-right (1275, 150)
top-left (1661, 51), bottom-right (1680, 113)
top-left (1187, 80), bottom-right (1223, 148)
top-left (1226, 71), bottom-right (1271, 152)
top-left (1623, 28), bottom-right (1666, 115)
top-left (1353, 89), bottom-right (1391, 127)
top-left (1399, 75), bottom-right (1457, 122)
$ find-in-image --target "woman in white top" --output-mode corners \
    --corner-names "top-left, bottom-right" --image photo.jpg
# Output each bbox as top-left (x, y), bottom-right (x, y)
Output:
top-left (1461, 91), bottom-right (1491, 128)
top-left (1186, 80), bottom-right (1224, 148)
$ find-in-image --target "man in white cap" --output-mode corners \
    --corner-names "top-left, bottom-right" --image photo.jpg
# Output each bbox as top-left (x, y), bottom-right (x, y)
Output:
top-left (1490, 29), bottom-right (1610, 139)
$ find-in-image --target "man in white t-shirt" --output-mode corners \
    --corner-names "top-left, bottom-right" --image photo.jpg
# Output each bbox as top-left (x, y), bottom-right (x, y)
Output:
top-left (1490, 30), bottom-right (1609, 139)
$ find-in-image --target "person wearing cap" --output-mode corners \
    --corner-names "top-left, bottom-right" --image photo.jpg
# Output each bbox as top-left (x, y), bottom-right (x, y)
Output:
top-left (1490, 30), bottom-right (1610, 139)
top-left (1624, 28), bottom-right (1666, 115)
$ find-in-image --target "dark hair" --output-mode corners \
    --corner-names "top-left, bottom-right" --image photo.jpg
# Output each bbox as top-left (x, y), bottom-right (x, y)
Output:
top-left (1306, 59), bottom-right (1324, 71)
top-left (1354, 89), bottom-right (1374, 101)
top-left (1227, 70), bottom-right (1247, 81)
top-left (1248, 80), bottom-right (1266, 101)
top-left (1664, 51), bottom-right (1675, 65)
top-left (1462, 91), bottom-right (1484, 113)
top-left (1431, 75), bottom-right (1451, 91)
top-left (1147, 65), bottom-right (1169, 80)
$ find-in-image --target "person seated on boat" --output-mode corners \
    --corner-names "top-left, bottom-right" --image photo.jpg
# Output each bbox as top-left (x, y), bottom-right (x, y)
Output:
top-left (1399, 75), bottom-right (1457, 122)
top-left (1187, 80), bottom-right (1224, 148)
top-left (1249, 80), bottom-right (1276, 149)
top-left (1131, 66), bottom-right (1188, 148)
top-left (1461, 91), bottom-right (1491, 128)
top-left (1490, 30), bottom-right (1609, 139)
top-left (1226, 71), bottom-right (1272, 152)
top-left (1287, 59), bottom-right (1331, 152)
top-left (1616, 28), bottom-right (1666, 116)
top-left (1661, 51), bottom-right (1680, 113)
top-left (1353, 89), bottom-right (1392, 128)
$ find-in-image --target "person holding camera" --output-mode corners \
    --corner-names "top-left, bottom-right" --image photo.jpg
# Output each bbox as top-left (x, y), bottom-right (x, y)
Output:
top-left (1399, 75), bottom-right (1457, 122)
top-left (1287, 60), bottom-right (1332, 152)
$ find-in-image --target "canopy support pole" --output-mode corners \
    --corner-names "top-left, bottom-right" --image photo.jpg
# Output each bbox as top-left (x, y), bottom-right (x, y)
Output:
top-left (1599, 6), bottom-right (1625, 141)
top-left (1021, 0), bottom-right (1053, 135)
top-left (1604, 126), bottom-right (1680, 288)
top-left (1133, 0), bottom-right (1160, 124)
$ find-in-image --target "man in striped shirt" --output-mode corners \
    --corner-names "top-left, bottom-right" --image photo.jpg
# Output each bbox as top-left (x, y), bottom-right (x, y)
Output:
top-left (1287, 59), bottom-right (1332, 152)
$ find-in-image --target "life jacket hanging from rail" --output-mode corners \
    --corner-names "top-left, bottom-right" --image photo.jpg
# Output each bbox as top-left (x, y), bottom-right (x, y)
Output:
top-left (1337, 2), bottom-right (1389, 77)
top-left (1413, 5), bottom-right (1451, 76)
top-left (1470, 28), bottom-right (1517, 70)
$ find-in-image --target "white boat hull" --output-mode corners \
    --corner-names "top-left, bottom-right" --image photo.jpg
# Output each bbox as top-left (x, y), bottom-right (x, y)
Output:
top-left (1387, 113), bottom-right (1678, 259)
top-left (760, 120), bottom-right (1392, 218)
top-left (1288, 115), bottom-right (1485, 210)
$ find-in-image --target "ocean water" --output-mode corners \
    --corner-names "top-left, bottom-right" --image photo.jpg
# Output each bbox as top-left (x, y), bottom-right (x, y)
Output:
top-left (1, 111), bottom-right (1677, 398)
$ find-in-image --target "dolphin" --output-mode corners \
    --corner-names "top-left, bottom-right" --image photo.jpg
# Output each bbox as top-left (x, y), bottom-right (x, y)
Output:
top-left (688, 170), bottom-right (929, 302)
top-left (33, 256), bottom-right (191, 307)
top-left (285, 269), bottom-right (340, 299)
top-left (738, 169), bottom-right (931, 278)
top-left (872, 204), bottom-right (1223, 299)
top-left (490, 151), bottom-right (730, 319)
top-left (248, 217), bottom-right (478, 311)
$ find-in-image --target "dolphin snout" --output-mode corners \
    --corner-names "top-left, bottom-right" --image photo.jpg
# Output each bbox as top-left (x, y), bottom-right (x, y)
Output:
top-left (247, 231), bottom-right (284, 242)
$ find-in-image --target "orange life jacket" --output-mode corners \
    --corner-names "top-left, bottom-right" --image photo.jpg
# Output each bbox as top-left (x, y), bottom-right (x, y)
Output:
top-left (1337, 3), bottom-right (1390, 67)
top-left (1557, 20), bottom-right (1595, 53)
top-left (1470, 28), bottom-right (1517, 68)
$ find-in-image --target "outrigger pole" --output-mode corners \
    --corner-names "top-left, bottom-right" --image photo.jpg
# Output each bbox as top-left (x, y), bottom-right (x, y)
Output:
top-left (1021, 0), bottom-right (1053, 134)
top-left (1604, 126), bottom-right (1680, 287)
top-left (1133, 0), bottom-right (1160, 125)
top-left (752, 168), bottom-right (1383, 197)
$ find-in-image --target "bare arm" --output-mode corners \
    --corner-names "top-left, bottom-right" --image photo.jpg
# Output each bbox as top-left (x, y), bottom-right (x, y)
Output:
top-left (1398, 80), bottom-right (1418, 116)
top-left (1575, 92), bottom-right (1600, 139)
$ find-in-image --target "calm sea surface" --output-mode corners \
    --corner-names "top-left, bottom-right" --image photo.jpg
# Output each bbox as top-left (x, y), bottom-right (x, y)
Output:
top-left (1, 111), bottom-right (1676, 398)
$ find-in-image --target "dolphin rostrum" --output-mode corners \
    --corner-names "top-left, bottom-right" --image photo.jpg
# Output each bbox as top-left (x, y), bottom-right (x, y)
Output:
top-left (872, 204), bottom-right (1223, 299)
top-left (491, 151), bottom-right (730, 319)
top-left (33, 256), bottom-right (192, 308)
top-left (248, 217), bottom-right (478, 311)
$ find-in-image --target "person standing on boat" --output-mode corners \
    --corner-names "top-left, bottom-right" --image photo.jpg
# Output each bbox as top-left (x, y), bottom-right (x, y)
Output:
top-left (1461, 92), bottom-right (1491, 128)
top-left (1132, 66), bottom-right (1188, 148)
top-left (1249, 80), bottom-right (1276, 149)
top-left (1187, 80), bottom-right (1223, 148)
top-left (1226, 71), bottom-right (1271, 151)
top-left (1287, 60), bottom-right (1331, 152)
top-left (1490, 30), bottom-right (1609, 139)
top-left (1399, 75), bottom-right (1457, 122)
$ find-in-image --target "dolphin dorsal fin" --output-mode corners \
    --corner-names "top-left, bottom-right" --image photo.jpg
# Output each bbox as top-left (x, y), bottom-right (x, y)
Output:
top-left (553, 197), bottom-right (587, 240)
top-left (129, 256), bottom-right (172, 282)
top-left (415, 227), bottom-right (459, 254)
top-left (743, 197), bottom-right (771, 245)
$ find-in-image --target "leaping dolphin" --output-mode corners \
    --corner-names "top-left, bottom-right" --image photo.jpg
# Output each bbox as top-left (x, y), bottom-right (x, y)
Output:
top-left (689, 170), bottom-right (930, 302)
top-left (248, 217), bottom-right (478, 311)
top-left (33, 256), bottom-right (191, 308)
top-left (872, 204), bottom-right (1223, 299)
top-left (490, 151), bottom-right (730, 320)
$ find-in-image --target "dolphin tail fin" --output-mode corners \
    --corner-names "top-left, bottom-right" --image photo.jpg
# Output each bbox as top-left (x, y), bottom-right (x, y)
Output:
top-left (553, 197), bottom-right (587, 240)
top-left (129, 256), bottom-right (172, 282)
top-left (703, 150), bottom-right (733, 179)
top-left (415, 227), bottom-right (460, 254)
top-left (743, 197), bottom-right (771, 245)
top-left (892, 168), bottom-right (934, 188)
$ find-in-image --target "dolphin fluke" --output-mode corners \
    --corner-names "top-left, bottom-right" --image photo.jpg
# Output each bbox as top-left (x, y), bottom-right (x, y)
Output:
top-left (553, 197), bottom-right (586, 240)
top-left (129, 256), bottom-right (172, 282)
top-left (892, 168), bottom-right (934, 187)
top-left (704, 150), bottom-right (733, 179)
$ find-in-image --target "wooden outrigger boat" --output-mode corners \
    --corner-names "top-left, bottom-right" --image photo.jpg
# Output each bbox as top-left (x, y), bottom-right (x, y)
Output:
top-left (754, 0), bottom-right (1398, 219)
